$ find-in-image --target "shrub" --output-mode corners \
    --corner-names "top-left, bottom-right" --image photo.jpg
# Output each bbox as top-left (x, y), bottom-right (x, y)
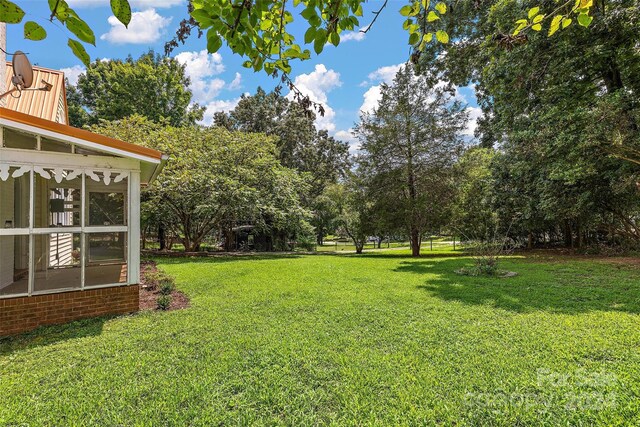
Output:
top-left (159, 276), bottom-right (175, 295)
top-left (157, 295), bottom-right (172, 310)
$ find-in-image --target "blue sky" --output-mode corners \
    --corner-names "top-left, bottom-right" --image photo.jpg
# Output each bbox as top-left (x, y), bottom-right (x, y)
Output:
top-left (6, 0), bottom-right (480, 148)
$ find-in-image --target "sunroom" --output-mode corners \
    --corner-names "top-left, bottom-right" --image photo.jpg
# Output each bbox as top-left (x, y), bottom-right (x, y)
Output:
top-left (0, 108), bottom-right (165, 301)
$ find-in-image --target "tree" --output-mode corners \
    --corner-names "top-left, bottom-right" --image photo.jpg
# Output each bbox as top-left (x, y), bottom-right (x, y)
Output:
top-left (333, 179), bottom-right (371, 254)
top-left (68, 51), bottom-right (204, 127)
top-left (215, 88), bottom-right (350, 198)
top-left (214, 88), bottom-right (316, 167)
top-left (355, 64), bottom-right (468, 257)
top-left (92, 116), bottom-right (311, 252)
top-left (451, 147), bottom-right (498, 241)
top-left (420, 0), bottom-right (640, 247)
top-left (215, 88), bottom-right (349, 244)
top-left (65, 81), bottom-right (90, 128)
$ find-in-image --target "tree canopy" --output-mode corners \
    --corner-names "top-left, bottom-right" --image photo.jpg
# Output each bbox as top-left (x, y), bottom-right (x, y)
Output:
top-left (92, 116), bottom-right (311, 252)
top-left (355, 64), bottom-right (468, 256)
top-left (67, 51), bottom-right (204, 127)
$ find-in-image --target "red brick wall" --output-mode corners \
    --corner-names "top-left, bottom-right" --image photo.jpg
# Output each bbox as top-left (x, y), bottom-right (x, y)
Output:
top-left (0, 285), bottom-right (139, 337)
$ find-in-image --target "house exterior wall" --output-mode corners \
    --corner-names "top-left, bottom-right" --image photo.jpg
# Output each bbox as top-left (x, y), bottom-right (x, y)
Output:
top-left (0, 285), bottom-right (139, 336)
top-left (1, 129), bottom-right (144, 337)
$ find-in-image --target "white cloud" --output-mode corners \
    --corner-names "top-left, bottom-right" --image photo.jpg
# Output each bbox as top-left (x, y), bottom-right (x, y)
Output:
top-left (68, 0), bottom-right (183, 8)
top-left (228, 72), bottom-right (242, 90)
top-left (175, 50), bottom-right (228, 103)
top-left (358, 63), bottom-right (405, 114)
top-left (175, 50), bottom-right (225, 79)
top-left (463, 106), bottom-right (482, 137)
top-left (200, 97), bottom-right (243, 126)
top-left (359, 85), bottom-right (382, 115)
top-left (334, 128), bottom-right (360, 153)
top-left (60, 65), bottom-right (85, 86)
top-left (340, 28), bottom-right (367, 42)
top-left (367, 63), bottom-right (403, 84)
top-left (100, 9), bottom-right (171, 44)
top-left (287, 64), bottom-right (341, 132)
top-left (173, 50), bottom-right (244, 123)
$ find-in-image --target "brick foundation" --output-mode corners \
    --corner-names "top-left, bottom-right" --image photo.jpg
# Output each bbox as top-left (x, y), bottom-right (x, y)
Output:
top-left (0, 285), bottom-right (139, 337)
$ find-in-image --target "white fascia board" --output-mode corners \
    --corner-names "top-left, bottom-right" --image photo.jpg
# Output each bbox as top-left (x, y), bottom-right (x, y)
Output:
top-left (0, 118), bottom-right (161, 165)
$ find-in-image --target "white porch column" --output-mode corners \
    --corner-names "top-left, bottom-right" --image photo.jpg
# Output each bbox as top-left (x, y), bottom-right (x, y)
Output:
top-left (129, 170), bottom-right (141, 285)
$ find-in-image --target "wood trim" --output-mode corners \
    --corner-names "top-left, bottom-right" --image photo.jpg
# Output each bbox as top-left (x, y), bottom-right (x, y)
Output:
top-left (0, 107), bottom-right (163, 161)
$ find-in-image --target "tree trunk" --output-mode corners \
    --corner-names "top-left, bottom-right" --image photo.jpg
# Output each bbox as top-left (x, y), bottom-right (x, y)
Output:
top-left (224, 227), bottom-right (234, 252)
top-left (410, 228), bottom-right (421, 257)
top-left (158, 223), bottom-right (166, 250)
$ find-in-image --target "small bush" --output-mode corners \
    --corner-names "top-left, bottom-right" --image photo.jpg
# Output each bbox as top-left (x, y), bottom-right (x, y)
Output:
top-left (157, 295), bottom-right (172, 310)
top-left (159, 276), bottom-right (175, 295)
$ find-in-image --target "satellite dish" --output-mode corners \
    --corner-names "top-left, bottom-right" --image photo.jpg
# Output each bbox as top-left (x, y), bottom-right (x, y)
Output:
top-left (11, 51), bottom-right (33, 89)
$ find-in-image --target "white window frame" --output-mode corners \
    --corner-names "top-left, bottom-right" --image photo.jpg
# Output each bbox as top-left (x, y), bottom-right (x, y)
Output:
top-left (0, 156), bottom-right (139, 299)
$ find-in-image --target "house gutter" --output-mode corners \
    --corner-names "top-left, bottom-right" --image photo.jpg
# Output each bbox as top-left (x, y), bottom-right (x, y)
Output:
top-left (146, 154), bottom-right (169, 185)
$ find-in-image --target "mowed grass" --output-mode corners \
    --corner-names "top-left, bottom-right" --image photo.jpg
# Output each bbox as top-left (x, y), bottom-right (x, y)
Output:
top-left (2, 253), bottom-right (640, 425)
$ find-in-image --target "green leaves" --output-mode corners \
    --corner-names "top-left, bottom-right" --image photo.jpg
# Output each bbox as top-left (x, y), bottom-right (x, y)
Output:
top-left (531, 13), bottom-right (544, 31)
top-left (329, 31), bottom-right (340, 47)
top-left (24, 21), bottom-right (46, 41)
top-left (427, 11), bottom-right (440, 22)
top-left (206, 29), bottom-right (222, 53)
top-left (304, 27), bottom-right (316, 44)
top-left (435, 30), bottom-right (449, 43)
top-left (66, 16), bottom-right (95, 45)
top-left (0, 0), bottom-right (24, 23)
top-left (548, 15), bottom-right (562, 36)
top-left (110, 0), bottom-right (131, 27)
top-left (68, 38), bottom-right (90, 67)
top-left (405, 0), bottom-right (448, 49)
top-left (399, 4), bottom-right (413, 16)
top-left (314, 29), bottom-right (327, 55)
top-left (577, 13), bottom-right (593, 27)
top-left (513, 19), bottom-right (528, 36)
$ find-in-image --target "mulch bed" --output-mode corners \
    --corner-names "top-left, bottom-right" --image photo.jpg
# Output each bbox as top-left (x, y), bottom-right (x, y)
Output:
top-left (139, 260), bottom-right (190, 311)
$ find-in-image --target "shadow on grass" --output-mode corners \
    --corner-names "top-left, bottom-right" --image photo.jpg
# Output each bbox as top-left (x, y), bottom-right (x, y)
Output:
top-left (339, 251), bottom-right (471, 259)
top-left (148, 253), bottom-right (305, 265)
top-left (397, 257), bottom-right (640, 315)
top-left (0, 315), bottom-right (111, 356)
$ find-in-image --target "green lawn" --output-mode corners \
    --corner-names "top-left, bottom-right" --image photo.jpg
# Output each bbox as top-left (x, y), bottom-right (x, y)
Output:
top-left (2, 252), bottom-right (640, 425)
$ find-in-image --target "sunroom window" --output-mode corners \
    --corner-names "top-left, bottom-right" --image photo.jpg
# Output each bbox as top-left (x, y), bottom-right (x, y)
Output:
top-left (0, 163), bottom-right (131, 298)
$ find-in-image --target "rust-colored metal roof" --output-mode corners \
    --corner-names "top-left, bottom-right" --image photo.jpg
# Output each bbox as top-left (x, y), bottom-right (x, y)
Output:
top-left (0, 107), bottom-right (163, 161)
top-left (4, 63), bottom-right (68, 124)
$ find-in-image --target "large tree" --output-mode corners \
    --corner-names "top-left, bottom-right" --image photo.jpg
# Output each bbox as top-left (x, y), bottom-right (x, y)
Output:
top-left (355, 64), bottom-right (468, 257)
top-left (92, 116), bottom-right (311, 252)
top-left (68, 51), bottom-right (204, 127)
top-left (214, 88), bottom-right (349, 194)
top-left (215, 88), bottom-right (350, 244)
top-left (420, 0), bottom-right (640, 247)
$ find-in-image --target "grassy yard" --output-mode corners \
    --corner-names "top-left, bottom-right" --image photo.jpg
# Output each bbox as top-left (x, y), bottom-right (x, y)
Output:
top-left (2, 252), bottom-right (640, 425)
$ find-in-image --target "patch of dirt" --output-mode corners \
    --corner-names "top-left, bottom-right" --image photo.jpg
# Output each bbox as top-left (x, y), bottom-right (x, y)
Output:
top-left (139, 260), bottom-right (190, 312)
top-left (139, 288), bottom-right (190, 311)
top-left (454, 268), bottom-right (518, 278)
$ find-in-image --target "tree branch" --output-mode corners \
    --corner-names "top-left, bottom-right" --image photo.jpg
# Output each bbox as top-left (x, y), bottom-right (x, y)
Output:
top-left (361, 0), bottom-right (388, 34)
